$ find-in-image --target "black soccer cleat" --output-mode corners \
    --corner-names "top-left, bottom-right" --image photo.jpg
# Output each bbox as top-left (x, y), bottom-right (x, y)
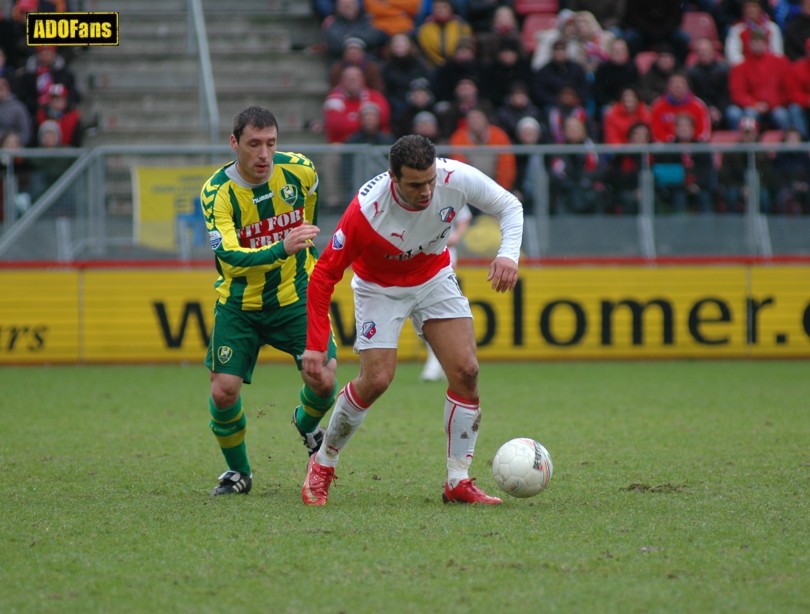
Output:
top-left (211, 470), bottom-right (252, 496)
top-left (292, 409), bottom-right (325, 457)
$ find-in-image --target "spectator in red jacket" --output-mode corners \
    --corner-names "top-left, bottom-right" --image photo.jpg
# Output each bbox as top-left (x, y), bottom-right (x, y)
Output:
top-left (650, 72), bottom-right (712, 143)
top-left (323, 65), bottom-right (391, 143)
top-left (35, 82), bottom-right (81, 146)
top-left (787, 38), bottom-right (810, 138)
top-left (728, 31), bottom-right (804, 134)
top-left (603, 86), bottom-right (651, 144)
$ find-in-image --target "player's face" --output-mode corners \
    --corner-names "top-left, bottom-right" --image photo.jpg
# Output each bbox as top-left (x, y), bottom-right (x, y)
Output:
top-left (231, 123), bottom-right (277, 184)
top-left (391, 163), bottom-right (437, 210)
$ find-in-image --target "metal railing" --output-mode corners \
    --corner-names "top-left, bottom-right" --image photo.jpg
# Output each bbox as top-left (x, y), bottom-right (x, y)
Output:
top-left (1, 142), bottom-right (809, 262)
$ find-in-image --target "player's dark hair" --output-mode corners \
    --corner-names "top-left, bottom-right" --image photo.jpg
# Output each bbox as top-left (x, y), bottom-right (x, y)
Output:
top-left (232, 106), bottom-right (278, 142)
top-left (389, 135), bottom-right (436, 179)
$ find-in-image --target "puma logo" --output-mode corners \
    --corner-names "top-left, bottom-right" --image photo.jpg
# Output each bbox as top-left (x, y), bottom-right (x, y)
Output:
top-left (444, 170), bottom-right (456, 184)
top-left (390, 230), bottom-right (405, 241)
top-left (372, 201), bottom-right (381, 217)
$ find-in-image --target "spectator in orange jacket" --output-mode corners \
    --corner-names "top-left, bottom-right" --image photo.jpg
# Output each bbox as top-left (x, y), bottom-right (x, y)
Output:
top-left (650, 72), bottom-right (712, 143)
top-left (363, 0), bottom-right (420, 37)
top-left (728, 31), bottom-right (804, 134)
top-left (449, 106), bottom-right (516, 190)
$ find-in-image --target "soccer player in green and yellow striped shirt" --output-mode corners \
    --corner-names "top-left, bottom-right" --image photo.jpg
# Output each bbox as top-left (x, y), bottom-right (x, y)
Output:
top-left (201, 106), bottom-right (338, 496)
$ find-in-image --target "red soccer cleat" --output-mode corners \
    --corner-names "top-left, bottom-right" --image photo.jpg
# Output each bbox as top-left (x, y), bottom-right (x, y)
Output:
top-left (302, 454), bottom-right (336, 506)
top-left (442, 478), bottom-right (503, 505)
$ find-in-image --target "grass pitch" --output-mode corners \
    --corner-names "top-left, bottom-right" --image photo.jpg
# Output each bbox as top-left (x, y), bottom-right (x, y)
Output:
top-left (1, 361), bottom-right (807, 613)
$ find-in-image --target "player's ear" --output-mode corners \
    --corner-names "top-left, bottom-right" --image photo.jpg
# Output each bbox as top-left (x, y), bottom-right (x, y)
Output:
top-left (230, 134), bottom-right (238, 152)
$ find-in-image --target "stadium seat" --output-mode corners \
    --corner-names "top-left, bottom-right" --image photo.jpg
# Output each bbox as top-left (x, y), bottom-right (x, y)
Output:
top-left (760, 130), bottom-right (784, 144)
top-left (522, 12), bottom-right (558, 53)
top-left (514, 0), bottom-right (559, 17)
top-left (634, 51), bottom-right (657, 75)
top-left (710, 130), bottom-right (741, 167)
top-left (681, 11), bottom-right (721, 49)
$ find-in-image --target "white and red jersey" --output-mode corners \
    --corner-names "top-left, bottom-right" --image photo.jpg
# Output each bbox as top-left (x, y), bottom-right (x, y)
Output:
top-left (306, 157), bottom-right (523, 351)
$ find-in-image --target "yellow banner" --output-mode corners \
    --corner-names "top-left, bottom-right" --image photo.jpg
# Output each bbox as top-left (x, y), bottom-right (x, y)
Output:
top-left (0, 265), bottom-right (808, 364)
top-left (132, 166), bottom-right (219, 252)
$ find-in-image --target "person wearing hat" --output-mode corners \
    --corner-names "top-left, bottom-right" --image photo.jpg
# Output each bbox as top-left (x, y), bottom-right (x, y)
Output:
top-left (728, 30), bottom-right (805, 135)
top-left (328, 36), bottom-right (385, 92)
top-left (324, 0), bottom-right (388, 60)
top-left (416, 0), bottom-right (473, 68)
top-left (14, 44), bottom-right (78, 118)
top-left (393, 76), bottom-right (437, 137)
top-left (35, 81), bottom-right (82, 146)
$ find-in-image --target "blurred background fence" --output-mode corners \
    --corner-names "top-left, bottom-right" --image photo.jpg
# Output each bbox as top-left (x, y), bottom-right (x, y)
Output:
top-left (2, 142), bottom-right (809, 263)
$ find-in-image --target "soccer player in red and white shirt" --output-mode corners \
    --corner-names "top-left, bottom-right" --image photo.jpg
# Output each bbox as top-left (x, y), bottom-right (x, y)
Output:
top-left (301, 135), bottom-right (523, 506)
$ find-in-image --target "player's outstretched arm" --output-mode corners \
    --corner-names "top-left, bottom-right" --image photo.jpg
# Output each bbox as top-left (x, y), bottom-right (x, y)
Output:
top-left (302, 349), bottom-right (329, 379)
top-left (487, 257), bottom-right (519, 293)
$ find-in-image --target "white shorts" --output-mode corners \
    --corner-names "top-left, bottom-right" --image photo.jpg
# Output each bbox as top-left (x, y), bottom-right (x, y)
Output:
top-left (351, 266), bottom-right (472, 351)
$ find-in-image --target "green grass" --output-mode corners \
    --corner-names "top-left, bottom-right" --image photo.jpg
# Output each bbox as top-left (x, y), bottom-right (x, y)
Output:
top-left (1, 361), bottom-right (808, 613)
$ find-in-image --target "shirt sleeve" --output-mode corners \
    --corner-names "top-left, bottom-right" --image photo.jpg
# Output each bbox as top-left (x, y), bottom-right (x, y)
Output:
top-left (306, 199), bottom-right (365, 351)
top-left (456, 163), bottom-right (524, 264)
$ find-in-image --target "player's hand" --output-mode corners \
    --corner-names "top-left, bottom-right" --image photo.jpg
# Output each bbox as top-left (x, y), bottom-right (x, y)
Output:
top-left (283, 222), bottom-right (319, 255)
top-left (487, 257), bottom-right (519, 293)
top-left (302, 349), bottom-right (328, 379)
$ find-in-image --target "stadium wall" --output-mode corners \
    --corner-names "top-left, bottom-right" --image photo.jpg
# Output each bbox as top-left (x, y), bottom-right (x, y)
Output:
top-left (1, 260), bottom-right (809, 365)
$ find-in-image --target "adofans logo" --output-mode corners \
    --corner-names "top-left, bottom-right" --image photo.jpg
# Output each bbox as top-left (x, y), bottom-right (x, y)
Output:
top-left (27, 12), bottom-right (118, 46)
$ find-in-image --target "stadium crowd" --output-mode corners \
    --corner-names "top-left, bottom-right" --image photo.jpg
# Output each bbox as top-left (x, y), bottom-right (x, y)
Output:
top-left (311, 0), bottom-right (810, 215)
top-left (0, 0), bottom-right (84, 218)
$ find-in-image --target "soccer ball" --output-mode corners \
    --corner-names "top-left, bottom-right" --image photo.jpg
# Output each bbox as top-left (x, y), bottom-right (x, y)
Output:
top-left (492, 438), bottom-right (553, 498)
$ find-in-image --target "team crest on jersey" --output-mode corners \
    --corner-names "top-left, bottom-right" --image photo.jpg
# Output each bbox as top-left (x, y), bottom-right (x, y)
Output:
top-left (439, 207), bottom-right (457, 223)
top-left (217, 346), bottom-right (233, 364)
top-left (332, 228), bottom-right (346, 250)
top-left (361, 321), bottom-right (377, 339)
top-left (208, 230), bottom-right (222, 250)
top-left (280, 184), bottom-right (298, 205)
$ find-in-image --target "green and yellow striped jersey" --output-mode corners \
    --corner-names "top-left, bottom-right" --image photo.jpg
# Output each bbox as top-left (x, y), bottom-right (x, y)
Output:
top-left (200, 151), bottom-right (320, 311)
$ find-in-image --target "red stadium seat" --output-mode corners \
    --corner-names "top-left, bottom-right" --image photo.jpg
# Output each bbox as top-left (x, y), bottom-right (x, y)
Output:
top-left (514, 0), bottom-right (559, 17)
top-left (634, 51), bottom-right (658, 75)
top-left (521, 12), bottom-right (558, 54)
top-left (760, 130), bottom-right (784, 144)
top-left (681, 11), bottom-right (721, 49)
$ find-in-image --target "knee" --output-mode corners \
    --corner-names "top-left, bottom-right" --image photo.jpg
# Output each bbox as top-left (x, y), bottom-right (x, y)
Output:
top-left (211, 381), bottom-right (240, 409)
top-left (358, 370), bottom-right (393, 401)
top-left (454, 357), bottom-right (479, 387)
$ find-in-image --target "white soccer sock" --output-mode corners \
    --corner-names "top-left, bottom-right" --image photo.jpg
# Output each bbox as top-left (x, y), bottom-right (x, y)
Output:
top-left (444, 391), bottom-right (481, 488)
top-left (315, 381), bottom-right (369, 468)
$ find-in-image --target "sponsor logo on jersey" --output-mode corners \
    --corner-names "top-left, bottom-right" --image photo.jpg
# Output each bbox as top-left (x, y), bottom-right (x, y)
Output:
top-left (238, 209), bottom-right (302, 248)
top-left (252, 191), bottom-right (274, 204)
top-left (332, 228), bottom-right (346, 250)
top-left (280, 184), bottom-right (298, 205)
top-left (361, 321), bottom-right (377, 339)
top-left (439, 207), bottom-right (456, 223)
top-left (217, 346), bottom-right (233, 364)
top-left (208, 230), bottom-right (223, 250)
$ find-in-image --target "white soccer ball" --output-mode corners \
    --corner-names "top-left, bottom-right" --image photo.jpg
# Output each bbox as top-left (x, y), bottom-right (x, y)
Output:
top-left (492, 438), bottom-right (553, 498)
